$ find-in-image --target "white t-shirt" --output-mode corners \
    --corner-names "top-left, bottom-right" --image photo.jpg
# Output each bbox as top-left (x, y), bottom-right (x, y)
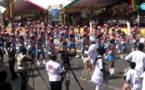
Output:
top-left (87, 43), bottom-right (99, 65)
top-left (126, 69), bottom-right (142, 90)
top-left (91, 55), bottom-right (103, 85)
top-left (46, 60), bottom-right (63, 81)
top-left (140, 72), bottom-right (145, 90)
top-left (125, 50), bottom-right (145, 74)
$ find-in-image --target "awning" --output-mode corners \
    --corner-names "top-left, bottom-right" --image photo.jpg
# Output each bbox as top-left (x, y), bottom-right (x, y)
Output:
top-left (27, 0), bottom-right (77, 10)
top-left (68, 0), bottom-right (120, 12)
top-left (0, 6), bottom-right (6, 14)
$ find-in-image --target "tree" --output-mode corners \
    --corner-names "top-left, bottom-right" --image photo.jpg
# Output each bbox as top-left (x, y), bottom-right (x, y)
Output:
top-left (111, 3), bottom-right (130, 20)
top-left (84, 5), bottom-right (104, 34)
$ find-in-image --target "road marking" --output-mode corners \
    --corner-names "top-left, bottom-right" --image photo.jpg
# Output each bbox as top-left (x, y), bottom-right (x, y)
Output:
top-left (67, 75), bottom-right (120, 90)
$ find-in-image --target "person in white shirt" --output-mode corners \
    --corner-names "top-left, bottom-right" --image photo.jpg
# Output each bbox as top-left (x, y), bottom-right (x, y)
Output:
top-left (126, 62), bottom-right (142, 90)
top-left (140, 70), bottom-right (145, 90)
top-left (46, 54), bottom-right (64, 90)
top-left (91, 47), bottom-right (106, 90)
top-left (86, 36), bottom-right (99, 65)
top-left (125, 43), bottom-right (145, 74)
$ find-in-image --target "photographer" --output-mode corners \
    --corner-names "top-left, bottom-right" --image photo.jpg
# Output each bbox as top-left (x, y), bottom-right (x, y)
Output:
top-left (17, 47), bottom-right (34, 90)
top-left (59, 41), bottom-right (76, 68)
top-left (7, 42), bottom-right (18, 80)
top-left (46, 54), bottom-right (65, 90)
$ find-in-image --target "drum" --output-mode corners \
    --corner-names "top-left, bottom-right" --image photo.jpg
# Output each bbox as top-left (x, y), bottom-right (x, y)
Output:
top-left (86, 60), bottom-right (94, 72)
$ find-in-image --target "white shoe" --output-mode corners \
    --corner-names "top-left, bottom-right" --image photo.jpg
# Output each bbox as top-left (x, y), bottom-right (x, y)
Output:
top-left (81, 56), bottom-right (84, 60)
top-left (43, 60), bottom-right (46, 64)
top-left (120, 55), bottom-right (123, 59)
top-left (37, 61), bottom-right (40, 65)
top-left (104, 55), bottom-right (107, 59)
top-left (76, 54), bottom-right (79, 58)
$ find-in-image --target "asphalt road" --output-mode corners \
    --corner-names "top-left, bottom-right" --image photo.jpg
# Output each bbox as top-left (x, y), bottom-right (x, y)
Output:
top-left (0, 43), bottom-right (132, 90)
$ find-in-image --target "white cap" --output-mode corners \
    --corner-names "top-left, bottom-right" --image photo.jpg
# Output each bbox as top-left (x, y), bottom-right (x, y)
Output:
top-left (90, 36), bottom-right (96, 42)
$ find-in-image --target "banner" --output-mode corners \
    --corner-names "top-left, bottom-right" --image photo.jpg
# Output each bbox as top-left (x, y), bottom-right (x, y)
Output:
top-left (130, 0), bottom-right (138, 12)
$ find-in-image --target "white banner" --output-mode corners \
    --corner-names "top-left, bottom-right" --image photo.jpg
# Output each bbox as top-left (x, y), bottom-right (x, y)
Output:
top-left (27, 0), bottom-right (75, 10)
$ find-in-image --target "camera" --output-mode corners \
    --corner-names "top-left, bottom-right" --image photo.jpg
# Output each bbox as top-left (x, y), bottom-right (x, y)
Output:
top-left (59, 50), bottom-right (76, 68)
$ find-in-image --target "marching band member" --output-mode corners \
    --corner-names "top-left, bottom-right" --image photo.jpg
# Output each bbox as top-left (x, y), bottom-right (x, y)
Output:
top-left (10, 33), bottom-right (16, 49)
top-left (120, 37), bottom-right (126, 59)
top-left (131, 36), bottom-right (137, 51)
top-left (68, 32), bottom-right (76, 52)
top-left (18, 35), bottom-right (25, 53)
top-left (47, 37), bottom-right (56, 56)
top-left (28, 35), bottom-right (36, 54)
top-left (25, 29), bottom-right (30, 45)
top-left (36, 36), bottom-right (45, 65)
top-left (105, 36), bottom-right (116, 76)
top-left (80, 32), bottom-right (89, 58)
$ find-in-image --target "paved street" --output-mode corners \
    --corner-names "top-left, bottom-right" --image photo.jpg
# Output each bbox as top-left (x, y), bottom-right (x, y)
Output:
top-left (0, 43), bottom-right (132, 90)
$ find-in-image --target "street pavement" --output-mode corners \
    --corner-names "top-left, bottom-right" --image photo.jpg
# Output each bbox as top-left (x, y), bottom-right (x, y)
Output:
top-left (0, 43), bottom-right (132, 90)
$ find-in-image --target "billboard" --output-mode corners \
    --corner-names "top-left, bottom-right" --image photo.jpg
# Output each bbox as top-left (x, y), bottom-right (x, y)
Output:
top-left (51, 9), bottom-right (61, 21)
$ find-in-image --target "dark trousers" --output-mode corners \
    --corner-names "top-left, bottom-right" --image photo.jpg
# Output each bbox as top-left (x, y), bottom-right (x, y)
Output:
top-left (49, 81), bottom-right (62, 90)
top-left (9, 61), bottom-right (17, 78)
top-left (0, 54), bottom-right (3, 63)
top-left (18, 70), bottom-right (28, 90)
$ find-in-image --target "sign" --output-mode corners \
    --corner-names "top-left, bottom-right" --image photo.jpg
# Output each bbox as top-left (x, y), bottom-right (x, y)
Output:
top-left (140, 3), bottom-right (145, 10)
top-left (51, 9), bottom-right (61, 21)
top-left (47, 4), bottom-right (63, 10)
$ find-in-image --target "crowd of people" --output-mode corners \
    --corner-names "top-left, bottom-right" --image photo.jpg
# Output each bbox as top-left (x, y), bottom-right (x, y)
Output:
top-left (0, 22), bottom-right (145, 90)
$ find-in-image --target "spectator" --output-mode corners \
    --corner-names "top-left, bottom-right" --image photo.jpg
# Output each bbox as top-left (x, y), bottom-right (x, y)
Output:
top-left (0, 71), bottom-right (13, 90)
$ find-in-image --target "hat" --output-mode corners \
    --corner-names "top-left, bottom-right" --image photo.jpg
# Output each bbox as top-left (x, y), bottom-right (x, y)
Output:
top-left (90, 36), bottom-right (96, 42)
top-left (110, 36), bottom-right (114, 40)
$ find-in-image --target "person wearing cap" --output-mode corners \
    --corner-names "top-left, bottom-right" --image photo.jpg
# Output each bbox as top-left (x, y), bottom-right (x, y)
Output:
top-left (4, 32), bottom-right (10, 53)
top-left (85, 36), bottom-right (99, 65)
top-left (10, 33), bottom-right (16, 49)
top-left (80, 32), bottom-right (89, 57)
top-left (68, 32), bottom-right (79, 57)
top-left (47, 37), bottom-right (56, 56)
top-left (25, 29), bottom-right (30, 46)
top-left (28, 35), bottom-right (36, 55)
top-left (18, 35), bottom-right (25, 53)
top-left (36, 36), bottom-right (46, 65)
top-left (59, 31), bottom-right (65, 49)
top-left (105, 36), bottom-right (116, 76)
